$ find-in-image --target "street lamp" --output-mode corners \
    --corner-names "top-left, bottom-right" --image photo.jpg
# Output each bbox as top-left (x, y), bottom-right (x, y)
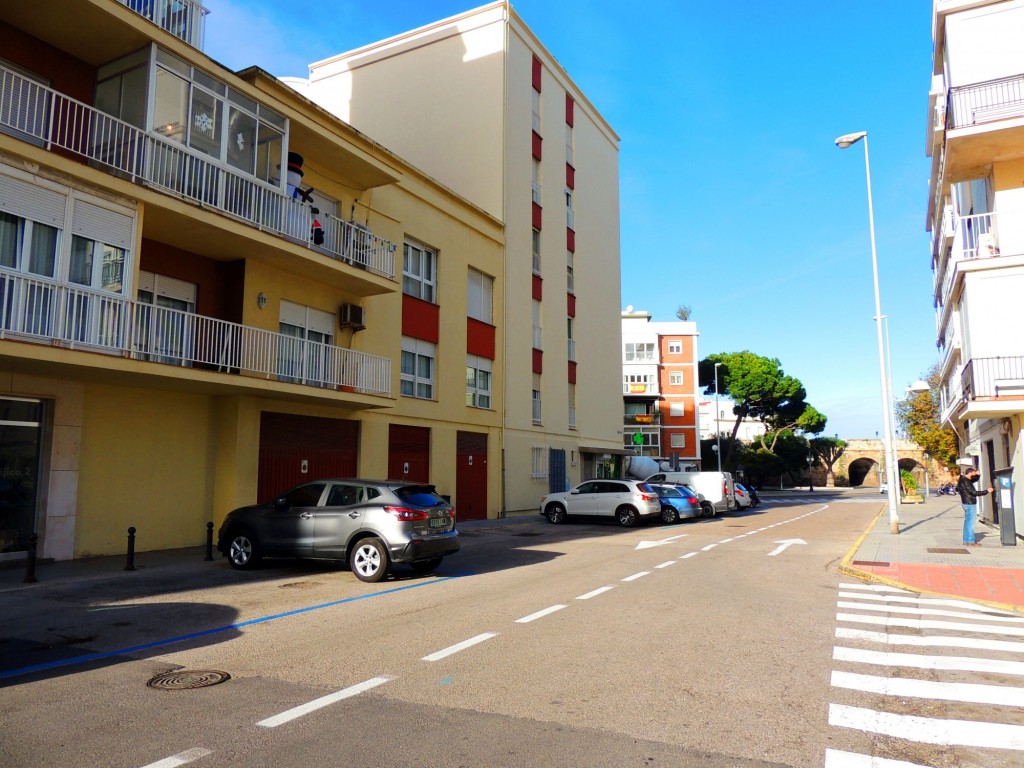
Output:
top-left (836, 130), bottom-right (901, 534)
top-left (922, 452), bottom-right (930, 498)
top-left (714, 362), bottom-right (722, 473)
top-left (807, 448), bottom-right (814, 492)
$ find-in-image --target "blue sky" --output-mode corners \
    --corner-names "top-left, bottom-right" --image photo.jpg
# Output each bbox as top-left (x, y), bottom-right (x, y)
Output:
top-left (204, 0), bottom-right (936, 440)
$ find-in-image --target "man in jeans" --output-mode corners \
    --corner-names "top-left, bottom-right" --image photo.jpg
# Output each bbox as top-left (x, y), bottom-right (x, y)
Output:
top-left (957, 467), bottom-right (993, 546)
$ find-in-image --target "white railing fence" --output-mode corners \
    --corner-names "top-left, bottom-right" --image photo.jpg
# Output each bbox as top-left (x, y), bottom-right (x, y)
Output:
top-left (0, 64), bottom-right (396, 279)
top-left (0, 270), bottom-right (390, 395)
top-left (116, 0), bottom-right (210, 49)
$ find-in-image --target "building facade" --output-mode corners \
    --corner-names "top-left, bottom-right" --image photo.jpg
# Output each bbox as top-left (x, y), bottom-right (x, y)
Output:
top-left (620, 309), bottom-right (701, 468)
top-left (697, 399), bottom-right (767, 443)
top-left (926, 0), bottom-right (1024, 534)
top-left (296, 1), bottom-right (625, 510)
top-left (0, 0), bottom-right (509, 561)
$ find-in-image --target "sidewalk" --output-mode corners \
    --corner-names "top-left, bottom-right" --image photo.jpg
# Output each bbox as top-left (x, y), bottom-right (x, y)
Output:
top-left (839, 491), bottom-right (1024, 612)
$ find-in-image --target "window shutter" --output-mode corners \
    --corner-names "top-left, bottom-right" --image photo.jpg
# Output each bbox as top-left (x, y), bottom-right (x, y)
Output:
top-left (71, 200), bottom-right (133, 248)
top-left (307, 307), bottom-right (334, 336)
top-left (279, 299), bottom-right (306, 327)
top-left (0, 173), bottom-right (66, 226)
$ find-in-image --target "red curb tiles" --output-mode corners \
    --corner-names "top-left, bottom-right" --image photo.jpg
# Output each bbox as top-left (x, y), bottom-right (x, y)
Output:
top-left (855, 562), bottom-right (1024, 607)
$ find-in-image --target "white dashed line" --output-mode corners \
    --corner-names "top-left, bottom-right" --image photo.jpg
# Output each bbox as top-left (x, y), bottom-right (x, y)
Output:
top-left (655, 560), bottom-right (676, 569)
top-left (576, 586), bottom-right (614, 600)
top-left (515, 605), bottom-right (567, 623)
top-left (700, 544), bottom-right (718, 551)
top-left (829, 703), bottom-right (1024, 749)
top-left (139, 749), bottom-right (213, 768)
top-left (257, 676), bottom-right (392, 728)
top-left (679, 552), bottom-right (698, 559)
top-left (422, 633), bottom-right (498, 661)
top-left (622, 571), bottom-right (650, 582)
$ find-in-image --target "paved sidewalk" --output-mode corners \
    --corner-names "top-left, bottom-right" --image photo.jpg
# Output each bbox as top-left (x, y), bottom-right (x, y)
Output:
top-left (839, 492), bottom-right (1024, 611)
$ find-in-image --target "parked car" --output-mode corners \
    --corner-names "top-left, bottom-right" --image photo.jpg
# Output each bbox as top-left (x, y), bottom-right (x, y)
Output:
top-left (217, 479), bottom-right (459, 583)
top-left (649, 483), bottom-right (702, 523)
top-left (643, 471), bottom-right (736, 514)
top-left (741, 483), bottom-right (761, 507)
top-left (733, 483), bottom-right (752, 509)
top-left (540, 479), bottom-right (661, 527)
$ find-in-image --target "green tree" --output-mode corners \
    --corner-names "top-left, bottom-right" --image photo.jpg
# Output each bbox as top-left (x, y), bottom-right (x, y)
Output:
top-left (699, 351), bottom-right (827, 463)
top-left (894, 363), bottom-right (958, 472)
top-left (810, 436), bottom-right (847, 487)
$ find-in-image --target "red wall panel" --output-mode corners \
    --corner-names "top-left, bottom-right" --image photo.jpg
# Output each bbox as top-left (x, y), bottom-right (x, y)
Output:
top-left (532, 131), bottom-right (543, 160)
top-left (532, 274), bottom-right (543, 301)
top-left (467, 318), bottom-right (495, 359)
top-left (402, 294), bottom-right (440, 343)
top-left (533, 348), bottom-right (543, 373)
top-left (532, 202), bottom-right (543, 230)
top-left (567, 293), bottom-right (576, 318)
top-left (567, 228), bottom-right (575, 252)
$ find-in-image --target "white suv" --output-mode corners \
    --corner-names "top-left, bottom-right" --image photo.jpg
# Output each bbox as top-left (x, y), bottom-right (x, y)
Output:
top-left (540, 479), bottom-right (661, 527)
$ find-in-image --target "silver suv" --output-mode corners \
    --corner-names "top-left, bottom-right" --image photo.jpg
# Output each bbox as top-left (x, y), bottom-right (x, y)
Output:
top-left (217, 479), bottom-right (459, 582)
top-left (540, 479), bottom-right (661, 527)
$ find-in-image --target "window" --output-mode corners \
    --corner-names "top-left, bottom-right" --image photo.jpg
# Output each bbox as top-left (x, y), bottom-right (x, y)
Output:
top-left (567, 317), bottom-right (575, 362)
top-left (670, 433), bottom-right (687, 449)
top-left (669, 371), bottom-right (683, 386)
top-left (403, 240), bottom-right (437, 302)
top-left (0, 59), bottom-right (50, 147)
top-left (283, 483), bottom-right (326, 507)
top-left (532, 299), bottom-right (542, 349)
top-left (401, 337), bottom-right (435, 399)
top-left (624, 373), bottom-right (653, 392)
top-left (670, 402), bottom-right (685, 417)
top-left (532, 160), bottom-right (542, 205)
top-left (532, 229), bottom-right (541, 274)
top-left (565, 123), bottom-right (574, 166)
top-left (467, 268), bottom-right (493, 324)
top-left (136, 271), bottom-right (197, 363)
top-left (532, 89), bottom-right (541, 133)
top-left (466, 355), bottom-right (492, 409)
top-left (568, 383), bottom-right (576, 430)
top-left (531, 446), bottom-right (548, 479)
top-left (668, 340), bottom-right (682, 354)
top-left (624, 342), bottom-right (656, 362)
top-left (565, 188), bottom-right (574, 230)
top-left (566, 250), bottom-right (574, 294)
top-left (278, 301), bottom-right (336, 386)
top-left (532, 372), bottom-right (542, 424)
top-left (0, 212), bottom-right (58, 278)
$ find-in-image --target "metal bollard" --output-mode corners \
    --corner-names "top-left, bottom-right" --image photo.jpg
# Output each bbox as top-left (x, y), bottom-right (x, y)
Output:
top-left (125, 526), bottom-right (136, 571)
top-left (204, 522), bottom-right (214, 561)
top-left (22, 533), bottom-right (38, 584)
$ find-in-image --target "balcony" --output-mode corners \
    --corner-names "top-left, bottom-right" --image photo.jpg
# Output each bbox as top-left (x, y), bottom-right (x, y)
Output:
top-left (624, 413), bottom-right (661, 426)
top-left (0, 64), bottom-right (397, 280)
top-left (962, 356), bottom-right (1024, 402)
top-left (933, 211), bottom-right (998, 307)
top-left (116, 0), bottom-right (209, 49)
top-left (947, 74), bottom-right (1024, 130)
top-left (0, 270), bottom-right (391, 396)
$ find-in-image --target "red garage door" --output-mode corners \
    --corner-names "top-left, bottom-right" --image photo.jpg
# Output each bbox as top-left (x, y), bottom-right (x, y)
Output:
top-left (258, 413), bottom-right (359, 502)
top-left (456, 431), bottom-right (488, 520)
top-left (388, 424), bottom-right (430, 483)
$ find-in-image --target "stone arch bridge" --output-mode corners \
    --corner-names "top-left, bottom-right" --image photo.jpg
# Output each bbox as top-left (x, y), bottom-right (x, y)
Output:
top-left (825, 438), bottom-right (954, 490)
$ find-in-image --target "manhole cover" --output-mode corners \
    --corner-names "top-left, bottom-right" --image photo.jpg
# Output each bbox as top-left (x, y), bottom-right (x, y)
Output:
top-left (927, 548), bottom-right (970, 555)
top-left (147, 670), bottom-right (231, 691)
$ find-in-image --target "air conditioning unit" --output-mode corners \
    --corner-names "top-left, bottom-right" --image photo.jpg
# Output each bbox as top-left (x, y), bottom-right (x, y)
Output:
top-left (339, 303), bottom-right (365, 331)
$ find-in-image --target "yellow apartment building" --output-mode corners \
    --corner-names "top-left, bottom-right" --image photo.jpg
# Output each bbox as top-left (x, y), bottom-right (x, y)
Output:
top-left (0, 0), bottom-right (505, 561)
top-left (293, 1), bottom-right (627, 512)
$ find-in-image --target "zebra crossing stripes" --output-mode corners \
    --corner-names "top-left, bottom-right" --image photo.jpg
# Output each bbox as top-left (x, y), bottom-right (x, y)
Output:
top-left (826, 581), bottom-right (1024, 763)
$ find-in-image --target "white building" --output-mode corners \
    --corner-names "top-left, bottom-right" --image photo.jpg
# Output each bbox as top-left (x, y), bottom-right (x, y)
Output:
top-left (697, 399), bottom-right (768, 443)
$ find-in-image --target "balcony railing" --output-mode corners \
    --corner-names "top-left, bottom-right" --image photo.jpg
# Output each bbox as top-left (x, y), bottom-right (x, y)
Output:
top-left (934, 212), bottom-right (999, 304)
top-left (948, 74), bottom-right (1024, 130)
top-left (962, 356), bottom-right (1024, 401)
top-left (0, 65), bottom-right (396, 280)
top-left (624, 413), bottom-right (661, 425)
top-left (0, 270), bottom-right (391, 396)
top-left (116, 0), bottom-right (209, 49)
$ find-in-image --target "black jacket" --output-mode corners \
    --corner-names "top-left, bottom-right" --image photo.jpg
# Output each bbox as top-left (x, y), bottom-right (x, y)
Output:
top-left (956, 474), bottom-right (989, 504)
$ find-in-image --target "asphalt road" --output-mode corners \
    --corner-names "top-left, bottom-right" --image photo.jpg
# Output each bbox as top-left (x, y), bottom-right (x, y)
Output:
top-left (1, 494), bottom-right (1019, 767)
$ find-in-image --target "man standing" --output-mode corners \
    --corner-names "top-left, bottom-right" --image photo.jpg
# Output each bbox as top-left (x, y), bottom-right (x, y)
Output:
top-left (957, 467), bottom-right (993, 546)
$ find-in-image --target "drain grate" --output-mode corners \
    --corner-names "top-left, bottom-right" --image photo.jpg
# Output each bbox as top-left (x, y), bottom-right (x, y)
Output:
top-left (927, 547), bottom-right (970, 555)
top-left (851, 560), bottom-right (891, 567)
top-left (147, 670), bottom-right (231, 691)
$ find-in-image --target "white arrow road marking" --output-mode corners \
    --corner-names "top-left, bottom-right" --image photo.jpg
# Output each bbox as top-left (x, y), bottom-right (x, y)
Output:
top-left (767, 539), bottom-right (806, 556)
top-left (635, 533), bottom-right (689, 550)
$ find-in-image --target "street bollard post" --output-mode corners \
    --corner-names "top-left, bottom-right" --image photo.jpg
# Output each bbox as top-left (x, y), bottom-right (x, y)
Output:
top-left (125, 526), bottom-right (136, 571)
top-left (205, 522), bottom-right (214, 561)
top-left (22, 533), bottom-right (38, 584)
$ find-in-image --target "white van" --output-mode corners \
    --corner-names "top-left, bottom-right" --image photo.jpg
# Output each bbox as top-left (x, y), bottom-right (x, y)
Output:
top-left (643, 471), bottom-right (736, 516)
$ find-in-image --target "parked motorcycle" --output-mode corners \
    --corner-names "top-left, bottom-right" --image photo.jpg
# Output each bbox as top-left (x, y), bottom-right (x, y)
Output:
top-left (935, 483), bottom-right (956, 496)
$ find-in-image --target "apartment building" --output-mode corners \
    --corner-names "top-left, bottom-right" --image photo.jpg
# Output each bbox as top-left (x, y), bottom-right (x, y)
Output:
top-left (926, 0), bottom-right (1024, 534)
top-left (293, 1), bottom-right (625, 511)
top-left (620, 309), bottom-right (701, 468)
top-left (697, 399), bottom-right (767, 443)
top-left (0, 0), bottom-right (506, 561)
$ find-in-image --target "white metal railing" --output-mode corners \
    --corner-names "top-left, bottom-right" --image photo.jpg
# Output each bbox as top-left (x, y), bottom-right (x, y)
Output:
top-left (116, 0), bottom-right (210, 49)
top-left (0, 64), bottom-right (396, 280)
top-left (532, 324), bottom-right (542, 349)
top-left (532, 397), bottom-right (542, 425)
top-left (568, 405), bottom-right (576, 430)
top-left (935, 212), bottom-right (999, 306)
top-left (567, 338), bottom-right (576, 362)
top-left (0, 270), bottom-right (390, 395)
top-left (532, 181), bottom-right (542, 205)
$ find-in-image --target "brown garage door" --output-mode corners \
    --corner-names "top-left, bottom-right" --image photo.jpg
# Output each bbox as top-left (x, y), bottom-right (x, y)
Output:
top-left (388, 424), bottom-right (430, 483)
top-left (456, 430), bottom-right (488, 520)
top-left (258, 413), bottom-right (358, 502)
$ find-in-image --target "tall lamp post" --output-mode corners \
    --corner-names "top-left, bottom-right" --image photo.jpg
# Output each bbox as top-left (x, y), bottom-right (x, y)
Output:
top-left (836, 130), bottom-right (901, 534)
top-left (714, 362), bottom-right (722, 472)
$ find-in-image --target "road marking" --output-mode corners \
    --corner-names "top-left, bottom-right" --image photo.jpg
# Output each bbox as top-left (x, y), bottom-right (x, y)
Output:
top-left (837, 612), bottom-right (1024, 637)
top-left (635, 533), bottom-right (689, 550)
top-left (837, 601), bottom-right (1024, 624)
top-left (654, 560), bottom-right (676, 569)
top-left (679, 552), bottom-right (698, 559)
top-left (833, 669), bottom-right (1024, 707)
top-left (139, 749), bottom-right (213, 768)
top-left (515, 605), bottom-right (567, 624)
top-left (835, 645), bottom-right (1024, 676)
top-left (719, 538), bottom-right (734, 543)
top-left (700, 543), bottom-right (718, 551)
top-left (576, 586), bottom-right (614, 600)
top-left (422, 633), bottom-right (498, 661)
top-left (258, 676), bottom-right (392, 728)
top-left (839, 582), bottom-right (913, 594)
top-left (824, 748), bottom-right (933, 767)
top-left (767, 539), bottom-right (806, 557)
top-left (835, 626), bottom-right (1024, 654)
top-left (838, 591), bottom-right (1019, 616)
top-left (829, 703), bottom-right (1024, 749)
top-left (622, 571), bottom-right (650, 582)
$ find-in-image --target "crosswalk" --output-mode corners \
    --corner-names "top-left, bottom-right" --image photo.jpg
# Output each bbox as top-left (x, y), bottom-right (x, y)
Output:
top-left (824, 582), bottom-right (1024, 767)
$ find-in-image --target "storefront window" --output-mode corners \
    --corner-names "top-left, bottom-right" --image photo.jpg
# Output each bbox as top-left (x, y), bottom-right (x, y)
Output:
top-left (0, 398), bottom-right (43, 555)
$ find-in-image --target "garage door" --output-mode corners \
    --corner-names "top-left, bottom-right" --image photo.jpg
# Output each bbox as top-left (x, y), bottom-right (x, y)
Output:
top-left (388, 424), bottom-right (430, 483)
top-left (258, 413), bottom-right (358, 502)
top-left (456, 431), bottom-right (488, 520)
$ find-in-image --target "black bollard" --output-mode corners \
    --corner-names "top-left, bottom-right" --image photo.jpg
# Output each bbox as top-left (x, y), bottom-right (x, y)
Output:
top-left (125, 526), bottom-right (136, 571)
top-left (22, 533), bottom-right (38, 584)
top-left (204, 522), bottom-right (214, 561)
